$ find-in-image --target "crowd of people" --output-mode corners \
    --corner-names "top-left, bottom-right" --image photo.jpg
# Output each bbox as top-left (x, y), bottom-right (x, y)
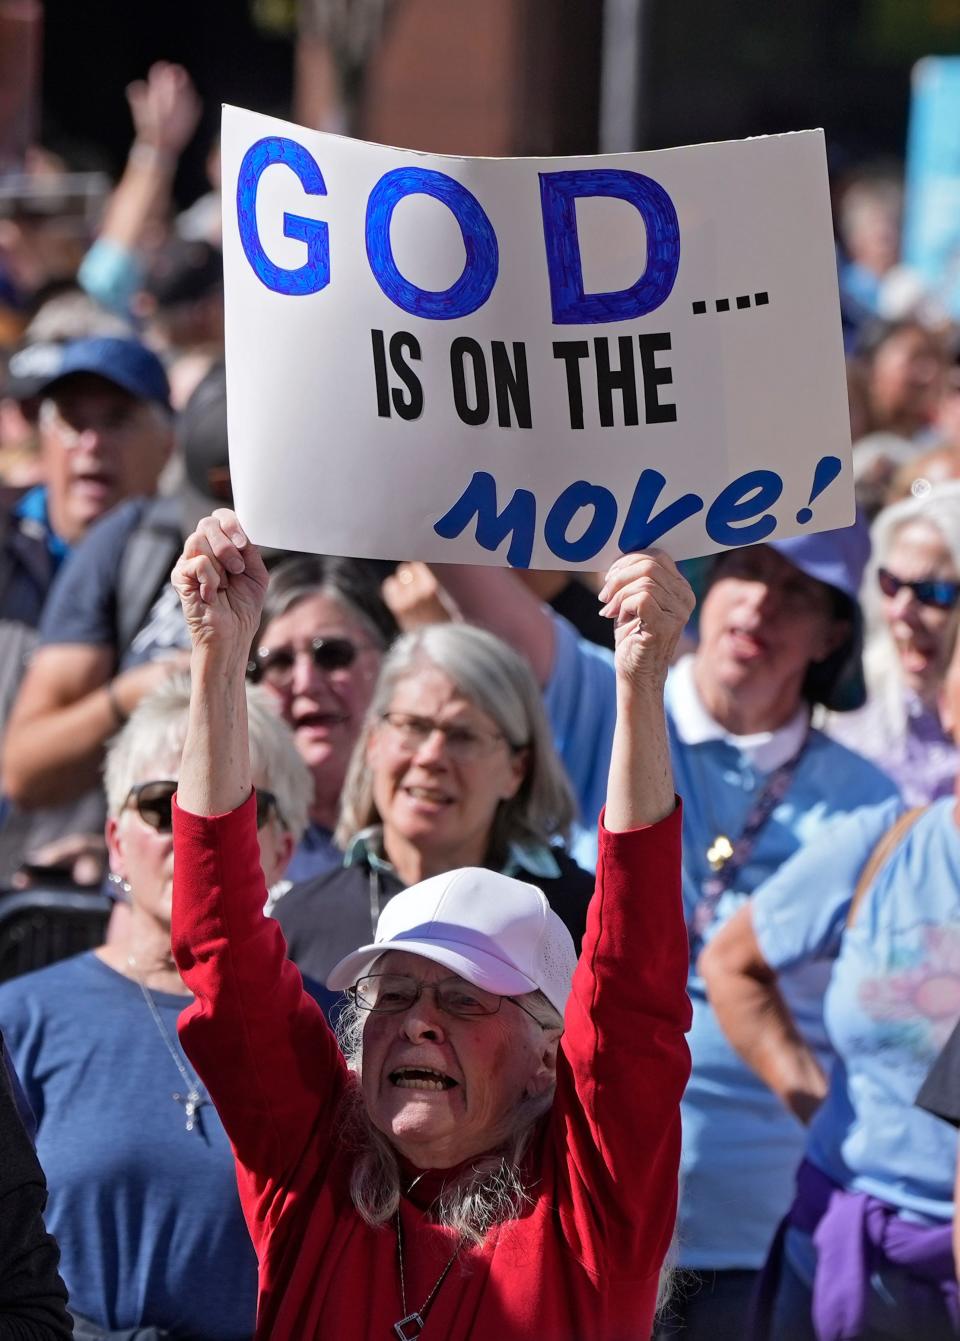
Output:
top-left (3, 58), bottom-right (960, 1341)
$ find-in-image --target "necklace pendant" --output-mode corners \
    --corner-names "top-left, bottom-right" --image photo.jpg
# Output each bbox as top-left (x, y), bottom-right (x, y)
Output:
top-left (707, 834), bottom-right (734, 871)
top-left (174, 1089), bottom-right (204, 1133)
top-left (394, 1313), bottom-right (425, 1339)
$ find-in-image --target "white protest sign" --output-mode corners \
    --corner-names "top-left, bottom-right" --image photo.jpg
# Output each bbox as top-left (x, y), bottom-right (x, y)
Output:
top-left (222, 104), bottom-right (853, 568)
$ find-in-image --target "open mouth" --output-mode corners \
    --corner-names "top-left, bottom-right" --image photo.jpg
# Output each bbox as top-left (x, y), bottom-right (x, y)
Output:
top-left (71, 471), bottom-right (114, 497)
top-left (403, 786), bottom-right (453, 806)
top-left (295, 711), bottom-right (348, 730)
top-left (726, 626), bottom-right (767, 656)
top-left (389, 1067), bottom-right (458, 1092)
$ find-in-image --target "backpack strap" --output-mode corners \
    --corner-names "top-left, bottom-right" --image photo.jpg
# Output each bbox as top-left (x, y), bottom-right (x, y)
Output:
top-left (0, 490), bottom-right (23, 613)
top-left (114, 495), bottom-right (183, 665)
top-left (847, 805), bottom-right (928, 928)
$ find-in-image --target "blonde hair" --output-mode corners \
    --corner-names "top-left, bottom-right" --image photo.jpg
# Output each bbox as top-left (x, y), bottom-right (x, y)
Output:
top-left (103, 671), bottom-right (312, 840)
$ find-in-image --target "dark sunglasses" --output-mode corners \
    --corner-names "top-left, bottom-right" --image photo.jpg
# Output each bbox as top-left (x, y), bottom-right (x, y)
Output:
top-left (877, 567), bottom-right (960, 611)
top-left (247, 636), bottom-right (365, 685)
top-left (123, 781), bottom-right (284, 832)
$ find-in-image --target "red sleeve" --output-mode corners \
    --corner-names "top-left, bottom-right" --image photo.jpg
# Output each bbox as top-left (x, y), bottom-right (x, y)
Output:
top-left (170, 793), bottom-right (349, 1194)
top-left (550, 801), bottom-right (691, 1280)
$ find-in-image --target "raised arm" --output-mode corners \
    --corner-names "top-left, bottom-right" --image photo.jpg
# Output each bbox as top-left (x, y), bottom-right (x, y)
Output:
top-left (78, 62), bottom-right (201, 314)
top-left (170, 511), bottom-right (347, 1203)
top-left (553, 551), bottom-right (693, 1281)
top-left (699, 904), bottom-right (828, 1124)
top-left (599, 550), bottom-right (687, 830)
top-left (171, 510), bottom-right (259, 816)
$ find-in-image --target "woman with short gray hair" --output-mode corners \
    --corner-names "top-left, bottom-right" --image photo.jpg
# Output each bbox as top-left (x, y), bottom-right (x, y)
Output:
top-left (0, 673), bottom-right (310, 1339)
top-left (273, 620), bottom-right (591, 988)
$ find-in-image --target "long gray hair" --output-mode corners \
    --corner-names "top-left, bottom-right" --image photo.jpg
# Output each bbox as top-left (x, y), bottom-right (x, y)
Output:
top-left (334, 992), bottom-right (676, 1312)
top-left (335, 623), bottom-right (577, 854)
top-left (334, 988), bottom-right (562, 1247)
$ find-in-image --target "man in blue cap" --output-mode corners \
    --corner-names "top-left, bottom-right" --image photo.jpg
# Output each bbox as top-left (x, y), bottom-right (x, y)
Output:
top-left (0, 335), bottom-right (172, 635)
top-left (0, 336), bottom-right (173, 886)
top-left (425, 531), bottom-right (899, 1340)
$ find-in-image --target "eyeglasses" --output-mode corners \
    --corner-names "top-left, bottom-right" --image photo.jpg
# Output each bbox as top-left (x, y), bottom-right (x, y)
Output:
top-left (122, 780), bottom-right (285, 833)
top-left (877, 567), bottom-right (960, 611)
top-left (40, 397), bottom-right (148, 446)
top-left (379, 711), bottom-right (516, 762)
top-left (348, 972), bottom-right (543, 1024)
top-left (247, 636), bottom-right (371, 687)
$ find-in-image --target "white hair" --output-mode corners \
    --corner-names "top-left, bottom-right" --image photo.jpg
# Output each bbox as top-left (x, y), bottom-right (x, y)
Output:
top-left (860, 481), bottom-right (960, 743)
top-left (103, 671), bottom-right (312, 839)
top-left (334, 987), bottom-right (561, 1247)
top-left (333, 988), bottom-right (675, 1312)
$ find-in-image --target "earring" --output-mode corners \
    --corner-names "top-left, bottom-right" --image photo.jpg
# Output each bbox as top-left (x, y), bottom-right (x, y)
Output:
top-left (107, 872), bottom-right (132, 897)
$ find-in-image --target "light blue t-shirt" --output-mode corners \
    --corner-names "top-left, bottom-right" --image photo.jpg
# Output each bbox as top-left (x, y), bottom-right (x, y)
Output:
top-left (542, 612), bottom-right (899, 1267)
top-left (755, 796), bottom-right (960, 1223)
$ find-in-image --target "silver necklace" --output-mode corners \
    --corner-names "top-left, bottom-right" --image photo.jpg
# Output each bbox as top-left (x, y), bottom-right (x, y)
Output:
top-left (393, 1210), bottom-right (461, 1340)
top-left (127, 955), bottom-right (208, 1134)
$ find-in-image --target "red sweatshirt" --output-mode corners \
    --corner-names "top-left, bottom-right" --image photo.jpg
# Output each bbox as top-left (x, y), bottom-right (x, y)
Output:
top-left (171, 795), bottom-right (691, 1341)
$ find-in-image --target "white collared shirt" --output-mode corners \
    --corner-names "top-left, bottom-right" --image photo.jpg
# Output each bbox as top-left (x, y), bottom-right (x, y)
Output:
top-left (668, 654), bottom-right (810, 773)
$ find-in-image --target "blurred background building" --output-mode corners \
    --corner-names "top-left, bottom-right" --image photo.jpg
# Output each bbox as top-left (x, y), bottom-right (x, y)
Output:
top-left (1, 0), bottom-right (956, 188)
top-left (2, 3), bottom-right (953, 163)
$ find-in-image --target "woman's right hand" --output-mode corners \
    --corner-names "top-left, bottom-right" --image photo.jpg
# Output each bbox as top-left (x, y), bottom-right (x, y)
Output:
top-left (171, 509), bottom-right (268, 660)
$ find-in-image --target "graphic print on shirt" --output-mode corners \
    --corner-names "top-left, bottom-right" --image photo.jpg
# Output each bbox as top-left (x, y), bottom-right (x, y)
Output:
top-left (856, 921), bottom-right (960, 1058)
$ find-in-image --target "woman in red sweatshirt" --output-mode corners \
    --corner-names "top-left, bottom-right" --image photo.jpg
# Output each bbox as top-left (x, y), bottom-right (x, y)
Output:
top-left (169, 509), bottom-right (693, 1341)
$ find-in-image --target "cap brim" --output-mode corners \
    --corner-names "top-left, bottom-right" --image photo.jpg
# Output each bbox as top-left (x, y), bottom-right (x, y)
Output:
top-left (40, 365), bottom-right (139, 400)
top-left (38, 364), bottom-right (170, 409)
top-left (326, 936), bottom-right (539, 997)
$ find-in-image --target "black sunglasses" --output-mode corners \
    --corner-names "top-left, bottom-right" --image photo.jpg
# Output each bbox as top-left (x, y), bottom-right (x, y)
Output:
top-left (247, 636), bottom-right (365, 685)
top-left (877, 567), bottom-right (960, 612)
top-left (123, 781), bottom-right (284, 832)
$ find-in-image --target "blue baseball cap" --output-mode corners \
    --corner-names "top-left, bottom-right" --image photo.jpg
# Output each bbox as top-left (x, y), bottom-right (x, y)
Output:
top-left (772, 516), bottom-right (870, 713)
top-left (769, 513), bottom-right (871, 604)
top-left (34, 336), bottom-right (171, 409)
top-left (705, 515), bottom-right (870, 712)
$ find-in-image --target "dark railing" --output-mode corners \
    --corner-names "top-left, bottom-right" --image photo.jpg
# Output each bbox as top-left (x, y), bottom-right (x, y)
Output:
top-left (0, 887), bottom-right (112, 983)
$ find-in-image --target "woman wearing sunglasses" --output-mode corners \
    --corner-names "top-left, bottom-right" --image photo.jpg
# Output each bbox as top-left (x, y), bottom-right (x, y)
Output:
top-left (247, 554), bottom-right (398, 885)
top-left (272, 620), bottom-right (594, 990)
top-left (828, 483), bottom-right (960, 804)
top-left (0, 675), bottom-right (311, 1340)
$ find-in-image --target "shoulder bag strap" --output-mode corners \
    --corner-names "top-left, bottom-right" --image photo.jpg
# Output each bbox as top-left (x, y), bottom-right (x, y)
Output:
top-left (847, 805), bottom-right (928, 928)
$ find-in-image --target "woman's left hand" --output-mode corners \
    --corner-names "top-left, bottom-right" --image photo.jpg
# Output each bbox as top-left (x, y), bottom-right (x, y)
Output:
top-left (598, 550), bottom-right (695, 693)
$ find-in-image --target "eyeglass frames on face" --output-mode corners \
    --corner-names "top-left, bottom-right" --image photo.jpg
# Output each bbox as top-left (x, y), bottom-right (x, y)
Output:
top-left (39, 398), bottom-right (147, 447)
top-left (348, 972), bottom-right (544, 1025)
top-left (379, 711), bottom-right (517, 762)
top-left (122, 781), bottom-right (285, 833)
top-left (877, 567), bottom-right (960, 611)
top-left (247, 636), bottom-right (372, 687)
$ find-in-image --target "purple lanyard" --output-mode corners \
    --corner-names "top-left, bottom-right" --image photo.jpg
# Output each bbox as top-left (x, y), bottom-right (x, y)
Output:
top-left (690, 728), bottom-right (810, 941)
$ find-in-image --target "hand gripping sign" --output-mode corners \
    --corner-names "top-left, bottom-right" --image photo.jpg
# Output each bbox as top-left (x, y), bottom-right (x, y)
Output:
top-left (222, 105), bottom-right (853, 568)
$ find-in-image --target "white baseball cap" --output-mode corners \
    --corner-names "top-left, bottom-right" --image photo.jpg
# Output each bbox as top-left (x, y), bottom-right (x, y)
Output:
top-left (326, 866), bottom-right (578, 1018)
